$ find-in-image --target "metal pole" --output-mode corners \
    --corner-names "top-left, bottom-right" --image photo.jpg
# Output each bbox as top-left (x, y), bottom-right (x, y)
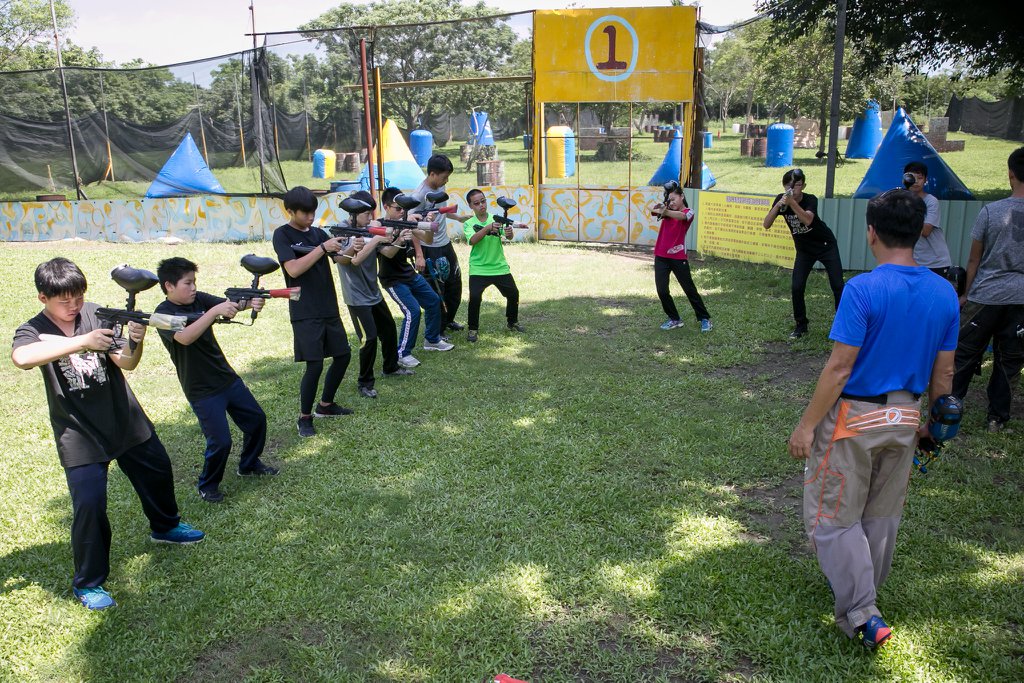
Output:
top-left (49, 0), bottom-right (84, 199)
top-left (373, 66), bottom-right (385, 199)
top-left (234, 73), bottom-right (247, 166)
top-left (824, 0), bottom-right (846, 198)
top-left (99, 71), bottom-right (114, 181)
top-left (302, 75), bottom-right (312, 161)
top-left (250, 2), bottom-right (267, 192)
top-left (192, 73), bottom-right (210, 165)
top-left (359, 38), bottom-right (377, 204)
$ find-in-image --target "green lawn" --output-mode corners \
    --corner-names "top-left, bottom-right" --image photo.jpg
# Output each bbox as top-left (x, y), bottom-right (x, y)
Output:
top-left (5, 128), bottom-right (1017, 203)
top-left (2, 242), bottom-right (1022, 681)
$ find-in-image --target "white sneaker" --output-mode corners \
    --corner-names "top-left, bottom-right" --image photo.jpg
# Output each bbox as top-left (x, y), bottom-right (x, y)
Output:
top-left (423, 339), bottom-right (454, 352)
top-left (398, 354), bottom-right (421, 368)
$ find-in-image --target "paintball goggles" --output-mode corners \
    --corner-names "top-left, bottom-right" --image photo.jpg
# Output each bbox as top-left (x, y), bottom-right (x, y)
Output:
top-left (914, 394), bottom-right (963, 474)
top-left (96, 265), bottom-right (187, 352)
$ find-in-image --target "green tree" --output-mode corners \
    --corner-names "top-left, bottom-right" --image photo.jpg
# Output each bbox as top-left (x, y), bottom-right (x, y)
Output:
top-left (0, 0), bottom-right (74, 70)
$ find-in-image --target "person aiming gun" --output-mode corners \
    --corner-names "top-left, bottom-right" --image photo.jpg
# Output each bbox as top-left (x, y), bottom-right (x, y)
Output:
top-left (462, 189), bottom-right (526, 342)
top-left (154, 257), bottom-right (280, 503)
top-left (651, 181), bottom-right (712, 332)
top-left (11, 258), bottom-right (205, 611)
top-left (763, 168), bottom-right (845, 339)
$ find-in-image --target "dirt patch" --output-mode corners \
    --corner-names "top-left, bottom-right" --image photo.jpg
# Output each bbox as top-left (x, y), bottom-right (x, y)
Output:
top-left (726, 655), bottom-right (759, 681)
top-left (710, 342), bottom-right (828, 392)
top-left (733, 475), bottom-right (809, 557)
top-left (183, 621), bottom-right (328, 683)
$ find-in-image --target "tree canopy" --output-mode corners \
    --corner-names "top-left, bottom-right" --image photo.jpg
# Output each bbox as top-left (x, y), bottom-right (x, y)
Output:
top-left (757, 0), bottom-right (1024, 88)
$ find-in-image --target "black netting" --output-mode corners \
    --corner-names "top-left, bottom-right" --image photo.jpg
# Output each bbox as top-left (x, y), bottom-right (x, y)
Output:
top-left (0, 12), bottom-right (533, 200)
top-left (946, 96), bottom-right (1024, 142)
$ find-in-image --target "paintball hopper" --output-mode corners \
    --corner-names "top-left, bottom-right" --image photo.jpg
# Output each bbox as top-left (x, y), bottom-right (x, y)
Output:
top-left (902, 172), bottom-right (917, 189)
top-left (790, 167), bottom-right (805, 183)
top-left (394, 193), bottom-right (421, 212)
top-left (496, 196), bottom-right (516, 211)
top-left (425, 190), bottom-right (457, 215)
top-left (110, 264), bottom-right (159, 299)
top-left (341, 197), bottom-right (373, 216)
top-left (241, 254), bottom-right (280, 278)
top-left (928, 394), bottom-right (963, 442)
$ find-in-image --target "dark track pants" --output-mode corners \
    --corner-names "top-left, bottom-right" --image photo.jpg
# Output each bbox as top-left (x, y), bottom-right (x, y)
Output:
top-left (421, 242), bottom-right (462, 327)
top-left (653, 256), bottom-right (710, 322)
top-left (64, 434), bottom-right (181, 588)
top-left (952, 302), bottom-right (1024, 424)
top-left (792, 244), bottom-right (845, 327)
top-left (467, 274), bottom-right (520, 330)
top-left (348, 300), bottom-right (400, 388)
top-left (190, 378), bottom-right (266, 492)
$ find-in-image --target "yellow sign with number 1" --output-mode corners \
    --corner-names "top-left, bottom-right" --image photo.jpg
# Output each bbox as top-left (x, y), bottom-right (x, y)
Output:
top-left (533, 7), bottom-right (697, 103)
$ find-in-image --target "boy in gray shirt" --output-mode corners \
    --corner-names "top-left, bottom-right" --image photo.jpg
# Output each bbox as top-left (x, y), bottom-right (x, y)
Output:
top-left (905, 161), bottom-right (953, 277)
top-left (334, 191), bottom-right (412, 398)
top-left (951, 147), bottom-right (1024, 432)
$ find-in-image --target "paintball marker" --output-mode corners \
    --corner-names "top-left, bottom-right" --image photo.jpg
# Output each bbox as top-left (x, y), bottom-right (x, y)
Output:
top-left (223, 254), bottom-right (300, 323)
top-left (382, 193), bottom-right (439, 232)
top-left (913, 394), bottom-right (963, 474)
top-left (96, 265), bottom-right (187, 352)
top-left (424, 189), bottom-right (457, 216)
top-left (475, 196), bottom-right (525, 238)
top-left (902, 172), bottom-right (917, 189)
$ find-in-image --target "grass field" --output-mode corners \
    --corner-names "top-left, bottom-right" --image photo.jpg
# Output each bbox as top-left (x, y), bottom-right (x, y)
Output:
top-left (6, 128), bottom-right (1018, 203)
top-left (2, 242), bottom-right (1022, 681)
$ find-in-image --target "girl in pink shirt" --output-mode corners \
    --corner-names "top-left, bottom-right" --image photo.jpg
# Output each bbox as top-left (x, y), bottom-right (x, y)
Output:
top-left (652, 185), bottom-right (712, 331)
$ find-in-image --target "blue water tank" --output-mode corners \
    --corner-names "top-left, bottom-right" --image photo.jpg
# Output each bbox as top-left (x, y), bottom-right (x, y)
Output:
top-left (765, 123), bottom-right (795, 167)
top-left (470, 111), bottom-right (494, 146)
top-left (847, 100), bottom-right (883, 159)
top-left (703, 131), bottom-right (713, 148)
top-left (312, 149), bottom-right (327, 179)
top-left (410, 129), bottom-right (433, 167)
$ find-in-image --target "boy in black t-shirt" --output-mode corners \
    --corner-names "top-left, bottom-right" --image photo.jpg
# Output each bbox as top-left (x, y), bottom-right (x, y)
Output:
top-left (272, 186), bottom-right (353, 438)
top-left (763, 168), bottom-right (845, 338)
top-left (155, 257), bottom-right (279, 503)
top-left (11, 258), bottom-right (204, 611)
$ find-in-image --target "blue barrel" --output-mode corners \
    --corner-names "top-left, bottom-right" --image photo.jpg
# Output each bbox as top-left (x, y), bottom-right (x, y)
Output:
top-left (523, 134), bottom-right (533, 150)
top-left (470, 111), bottom-right (494, 146)
top-left (765, 123), bottom-right (795, 167)
top-left (312, 149), bottom-right (327, 179)
top-left (703, 131), bottom-right (713, 148)
top-left (847, 100), bottom-right (883, 159)
top-left (410, 129), bottom-right (433, 167)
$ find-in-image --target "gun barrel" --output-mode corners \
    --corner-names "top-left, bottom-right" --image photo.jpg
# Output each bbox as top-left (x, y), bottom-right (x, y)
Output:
top-left (378, 219), bottom-right (437, 231)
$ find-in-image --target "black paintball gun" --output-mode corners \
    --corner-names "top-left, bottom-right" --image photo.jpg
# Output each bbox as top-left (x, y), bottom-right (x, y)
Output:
top-left (913, 394), bottom-right (963, 474)
top-left (96, 265), bottom-right (187, 352)
top-left (475, 196), bottom-right (525, 238)
top-left (380, 193), bottom-right (438, 232)
top-left (223, 254), bottom-right (300, 323)
top-left (423, 189), bottom-right (457, 217)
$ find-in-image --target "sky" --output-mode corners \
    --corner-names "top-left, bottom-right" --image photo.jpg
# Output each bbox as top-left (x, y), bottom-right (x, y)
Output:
top-left (66, 0), bottom-right (760, 66)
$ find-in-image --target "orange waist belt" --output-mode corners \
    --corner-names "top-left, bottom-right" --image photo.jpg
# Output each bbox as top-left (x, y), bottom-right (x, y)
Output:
top-left (833, 401), bottom-right (921, 440)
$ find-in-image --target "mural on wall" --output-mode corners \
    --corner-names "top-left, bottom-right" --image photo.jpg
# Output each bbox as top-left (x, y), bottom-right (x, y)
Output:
top-left (539, 186), bottom-right (664, 245)
top-left (1, 187), bottom-right (536, 244)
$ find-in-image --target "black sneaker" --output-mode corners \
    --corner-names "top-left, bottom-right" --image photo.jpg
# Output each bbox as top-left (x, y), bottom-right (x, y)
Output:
top-left (383, 368), bottom-right (415, 377)
top-left (358, 386), bottom-right (378, 399)
top-left (313, 402), bottom-right (354, 417)
top-left (507, 322), bottom-right (525, 333)
top-left (789, 326), bottom-right (808, 339)
top-left (198, 488), bottom-right (224, 503)
top-left (238, 462), bottom-right (280, 477)
top-left (297, 416), bottom-right (316, 438)
top-left (467, 330), bottom-right (478, 342)
top-left (447, 321), bottom-right (465, 331)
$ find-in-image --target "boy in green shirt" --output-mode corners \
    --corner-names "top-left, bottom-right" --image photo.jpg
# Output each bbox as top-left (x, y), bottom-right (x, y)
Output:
top-left (462, 189), bottom-right (525, 342)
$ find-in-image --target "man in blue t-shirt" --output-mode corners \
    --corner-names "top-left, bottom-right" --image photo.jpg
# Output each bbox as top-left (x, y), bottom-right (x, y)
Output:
top-left (788, 190), bottom-right (959, 649)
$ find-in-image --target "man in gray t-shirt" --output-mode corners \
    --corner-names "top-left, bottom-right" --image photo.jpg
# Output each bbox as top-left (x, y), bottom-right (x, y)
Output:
top-left (951, 147), bottom-right (1024, 431)
top-left (905, 162), bottom-right (953, 273)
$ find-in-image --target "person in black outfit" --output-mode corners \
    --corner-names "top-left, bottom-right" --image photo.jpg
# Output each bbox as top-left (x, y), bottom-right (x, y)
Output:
top-left (272, 186), bottom-right (353, 438)
top-left (155, 257), bottom-right (279, 504)
top-left (11, 258), bottom-right (204, 611)
top-left (763, 168), bottom-right (845, 339)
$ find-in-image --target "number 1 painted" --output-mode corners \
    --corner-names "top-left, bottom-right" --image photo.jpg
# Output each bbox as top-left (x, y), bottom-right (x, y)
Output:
top-left (596, 25), bottom-right (627, 70)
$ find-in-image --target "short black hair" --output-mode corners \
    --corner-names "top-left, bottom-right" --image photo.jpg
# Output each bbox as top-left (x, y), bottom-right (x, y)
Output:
top-left (1008, 146), bottom-right (1024, 182)
top-left (283, 186), bottom-right (318, 213)
top-left (348, 189), bottom-right (377, 212)
top-left (903, 161), bottom-right (928, 177)
top-left (35, 257), bottom-right (87, 298)
top-left (466, 188), bottom-right (485, 205)
top-left (866, 189), bottom-right (925, 249)
top-left (426, 154), bottom-right (454, 176)
top-left (782, 168), bottom-right (806, 186)
top-left (381, 186), bottom-right (402, 207)
top-left (157, 257), bottom-right (198, 293)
